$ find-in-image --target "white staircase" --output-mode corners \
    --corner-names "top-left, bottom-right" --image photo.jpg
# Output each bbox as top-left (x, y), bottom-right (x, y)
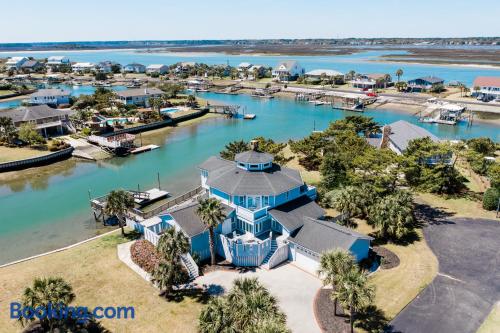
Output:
top-left (180, 253), bottom-right (199, 280)
top-left (261, 239), bottom-right (278, 267)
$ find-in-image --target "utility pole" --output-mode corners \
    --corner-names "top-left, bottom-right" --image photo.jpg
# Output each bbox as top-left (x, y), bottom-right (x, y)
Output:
top-left (157, 172), bottom-right (161, 190)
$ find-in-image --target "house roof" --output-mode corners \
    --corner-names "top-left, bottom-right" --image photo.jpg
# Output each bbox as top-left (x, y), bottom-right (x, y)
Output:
top-left (146, 64), bottom-right (167, 69)
top-left (235, 150), bottom-right (274, 164)
top-left (31, 88), bottom-right (71, 98)
top-left (289, 218), bottom-right (373, 254)
top-left (268, 196), bottom-right (325, 232)
top-left (473, 76), bottom-right (500, 88)
top-left (305, 69), bottom-right (344, 77)
top-left (411, 76), bottom-right (444, 84)
top-left (387, 120), bottom-right (439, 152)
top-left (116, 87), bottom-right (164, 98)
top-left (125, 63), bottom-right (145, 67)
top-left (48, 56), bottom-right (68, 61)
top-left (0, 105), bottom-right (73, 123)
top-left (275, 60), bottom-right (298, 71)
top-left (20, 60), bottom-right (41, 68)
top-left (167, 201), bottom-right (234, 237)
top-left (6, 57), bottom-right (27, 64)
top-left (238, 62), bottom-right (252, 68)
top-left (199, 156), bottom-right (304, 196)
top-left (367, 73), bottom-right (390, 80)
top-left (72, 62), bottom-right (94, 67)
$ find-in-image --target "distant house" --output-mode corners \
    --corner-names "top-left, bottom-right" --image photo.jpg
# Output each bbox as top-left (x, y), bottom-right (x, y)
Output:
top-left (272, 61), bottom-right (304, 82)
top-left (350, 73), bottom-right (392, 89)
top-left (47, 56), bottom-right (70, 67)
top-left (305, 69), bottom-right (344, 83)
top-left (248, 65), bottom-right (266, 80)
top-left (115, 87), bottom-right (164, 107)
top-left (95, 61), bottom-right (120, 73)
top-left (1, 105), bottom-right (74, 137)
top-left (367, 120), bottom-right (443, 157)
top-left (472, 76), bottom-right (500, 101)
top-left (71, 62), bottom-right (95, 73)
top-left (146, 64), bottom-right (168, 75)
top-left (123, 63), bottom-right (146, 73)
top-left (175, 62), bottom-right (196, 74)
top-left (238, 62), bottom-right (253, 71)
top-left (408, 76), bottom-right (445, 92)
top-left (20, 60), bottom-right (44, 73)
top-left (5, 57), bottom-right (28, 70)
top-left (30, 88), bottom-right (71, 106)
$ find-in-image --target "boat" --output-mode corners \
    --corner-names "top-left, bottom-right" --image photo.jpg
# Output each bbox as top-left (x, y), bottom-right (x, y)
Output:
top-left (130, 144), bottom-right (160, 154)
top-left (309, 100), bottom-right (328, 106)
top-left (243, 114), bottom-right (256, 120)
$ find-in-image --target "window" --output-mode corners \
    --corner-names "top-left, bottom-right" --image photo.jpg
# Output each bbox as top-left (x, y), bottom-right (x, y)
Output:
top-left (263, 196), bottom-right (269, 206)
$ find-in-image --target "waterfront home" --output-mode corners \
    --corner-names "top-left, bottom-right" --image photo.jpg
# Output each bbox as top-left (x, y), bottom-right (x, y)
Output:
top-left (30, 88), bottom-right (71, 106)
top-left (20, 60), bottom-right (44, 73)
top-left (248, 65), bottom-right (266, 80)
top-left (175, 62), bottom-right (196, 74)
top-left (115, 87), bottom-right (164, 107)
top-left (407, 76), bottom-right (445, 92)
top-left (272, 61), bottom-right (304, 82)
top-left (71, 62), bottom-right (96, 73)
top-left (305, 69), bottom-right (345, 84)
top-left (1, 105), bottom-right (74, 137)
top-left (146, 64), bottom-right (168, 75)
top-left (128, 143), bottom-right (372, 276)
top-left (350, 73), bottom-right (392, 89)
top-left (47, 56), bottom-right (70, 67)
top-left (123, 63), bottom-right (146, 73)
top-left (472, 76), bottom-right (500, 101)
top-left (95, 61), bottom-right (120, 73)
top-left (5, 57), bottom-right (28, 70)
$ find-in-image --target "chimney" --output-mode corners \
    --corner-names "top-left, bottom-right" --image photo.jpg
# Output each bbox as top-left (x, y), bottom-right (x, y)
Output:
top-left (250, 140), bottom-right (259, 151)
top-left (380, 125), bottom-right (391, 149)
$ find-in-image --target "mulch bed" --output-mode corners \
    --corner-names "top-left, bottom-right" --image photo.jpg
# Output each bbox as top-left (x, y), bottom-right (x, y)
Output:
top-left (199, 256), bottom-right (256, 275)
top-left (372, 246), bottom-right (400, 270)
top-left (314, 288), bottom-right (352, 333)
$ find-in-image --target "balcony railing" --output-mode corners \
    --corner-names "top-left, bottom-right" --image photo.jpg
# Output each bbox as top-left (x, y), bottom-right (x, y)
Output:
top-left (236, 205), bottom-right (269, 222)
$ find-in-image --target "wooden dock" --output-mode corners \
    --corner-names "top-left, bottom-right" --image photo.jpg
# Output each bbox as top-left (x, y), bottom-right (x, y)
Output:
top-left (130, 144), bottom-right (159, 154)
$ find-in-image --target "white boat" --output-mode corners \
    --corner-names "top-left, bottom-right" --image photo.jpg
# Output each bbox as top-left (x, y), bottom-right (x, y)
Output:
top-left (243, 114), bottom-right (256, 120)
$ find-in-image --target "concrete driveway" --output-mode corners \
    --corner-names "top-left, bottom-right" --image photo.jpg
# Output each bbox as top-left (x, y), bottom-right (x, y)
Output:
top-left (195, 263), bottom-right (322, 333)
top-left (389, 218), bottom-right (500, 333)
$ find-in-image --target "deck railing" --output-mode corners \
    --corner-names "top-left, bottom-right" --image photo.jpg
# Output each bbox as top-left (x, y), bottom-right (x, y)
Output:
top-left (144, 227), bottom-right (160, 246)
top-left (235, 205), bottom-right (269, 222)
top-left (267, 243), bottom-right (289, 269)
top-left (218, 233), bottom-right (271, 266)
top-left (140, 186), bottom-right (204, 219)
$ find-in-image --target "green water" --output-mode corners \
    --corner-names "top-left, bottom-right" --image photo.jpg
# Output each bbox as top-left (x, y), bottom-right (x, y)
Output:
top-left (0, 92), bottom-right (499, 264)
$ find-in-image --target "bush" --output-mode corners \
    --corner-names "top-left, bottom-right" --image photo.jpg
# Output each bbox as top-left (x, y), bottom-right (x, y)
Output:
top-left (483, 188), bottom-right (500, 211)
top-left (130, 240), bottom-right (161, 273)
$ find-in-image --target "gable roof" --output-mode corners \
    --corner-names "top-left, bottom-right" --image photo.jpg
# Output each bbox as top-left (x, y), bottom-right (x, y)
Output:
top-left (20, 60), bottom-right (41, 68)
top-left (167, 201), bottom-right (234, 237)
top-left (275, 60), bottom-right (298, 71)
top-left (146, 64), bottom-right (167, 69)
top-left (305, 69), bottom-right (343, 77)
top-left (289, 218), bottom-right (373, 254)
top-left (116, 87), bottom-right (164, 98)
top-left (0, 105), bottom-right (73, 123)
top-left (411, 76), bottom-right (444, 84)
top-left (200, 156), bottom-right (304, 196)
top-left (387, 120), bottom-right (439, 152)
top-left (31, 88), bottom-right (71, 98)
top-left (268, 196), bottom-right (325, 232)
top-left (473, 76), bottom-right (500, 88)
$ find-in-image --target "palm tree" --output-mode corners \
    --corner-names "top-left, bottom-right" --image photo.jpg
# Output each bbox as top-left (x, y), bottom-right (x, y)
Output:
top-left (0, 116), bottom-right (16, 143)
top-left (151, 259), bottom-right (186, 297)
top-left (334, 269), bottom-right (375, 333)
top-left (395, 68), bottom-right (403, 83)
top-left (104, 189), bottom-right (134, 236)
top-left (318, 249), bottom-right (356, 316)
top-left (369, 190), bottom-right (414, 240)
top-left (157, 227), bottom-right (190, 262)
top-left (383, 74), bottom-right (392, 88)
top-left (198, 296), bottom-right (229, 333)
top-left (148, 97), bottom-right (163, 117)
top-left (186, 94), bottom-right (197, 108)
top-left (329, 186), bottom-right (362, 227)
top-left (196, 198), bottom-right (226, 265)
top-left (252, 67), bottom-right (259, 81)
top-left (20, 277), bottom-right (75, 331)
top-left (347, 70), bottom-right (356, 84)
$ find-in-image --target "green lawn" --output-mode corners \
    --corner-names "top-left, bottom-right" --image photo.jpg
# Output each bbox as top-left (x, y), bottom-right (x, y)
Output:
top-left (477, 303), bottom-right (500, 333)
top-left (0, 231), bottom-right (204, 333)
top-left (0, 90), bottom-right (15, 96)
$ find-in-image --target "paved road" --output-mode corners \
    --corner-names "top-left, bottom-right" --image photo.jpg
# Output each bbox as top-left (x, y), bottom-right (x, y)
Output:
top-left (389, 218), bottom-right (500, 333)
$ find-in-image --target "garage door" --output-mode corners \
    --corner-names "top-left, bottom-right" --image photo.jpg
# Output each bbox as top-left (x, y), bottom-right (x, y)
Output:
top-left (294, 249), bottom-right (320, 275)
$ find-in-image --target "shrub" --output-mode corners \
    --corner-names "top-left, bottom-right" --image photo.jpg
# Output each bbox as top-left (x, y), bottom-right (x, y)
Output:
top-left (130, 240), bottom-right (161, 273)
top-left (483, 188), bottom-right (500, 211)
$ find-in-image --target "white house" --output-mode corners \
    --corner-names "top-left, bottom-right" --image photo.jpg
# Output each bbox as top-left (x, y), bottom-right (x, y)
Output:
top-left (472, 76), bottom-right (500, 101)
top-left (47, 56), bottom-right (70, 67)
top-left (238, 62), bottom-right (253, 71)
top-left (5, 57), bottom-right (28, 70)
top-left (95, 61), bottom-right (120, 73)
top-left (272, 60), bottom-right (304, 82)
top-left (30, 88), bottom-right (71, 106)
top-left (146, 64), bottom-right (168, 75)
top-left (123, 63), bottom-right (146, 73)
top-left (71, 62), bottom-right (95, 72)
top-left (115, 87), bottom-right (164, 107)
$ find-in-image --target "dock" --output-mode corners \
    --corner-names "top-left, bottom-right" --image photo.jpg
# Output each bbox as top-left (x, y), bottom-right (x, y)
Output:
top-left (130, 144), bottom-right (159, 154)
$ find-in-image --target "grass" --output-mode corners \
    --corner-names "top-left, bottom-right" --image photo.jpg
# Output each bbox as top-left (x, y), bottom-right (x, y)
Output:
top-left (416, 192), bottom-right (497, 220)
top-left (283, 145), bottom-right (321, 185)
top-left (0, 146), bottom-right (50, 163)
top-left (477, 303), bottom-right (500, 333)
top-left (0, 89), bottom-right (15, 96)
top-left (0, 231), bottom-right (204, 333)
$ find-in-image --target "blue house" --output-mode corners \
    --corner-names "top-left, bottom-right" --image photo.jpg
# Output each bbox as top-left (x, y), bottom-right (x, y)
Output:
top-left (130, 144), bottom-right (372, 276)
top-left (407, 76), bottom-right (445, 92)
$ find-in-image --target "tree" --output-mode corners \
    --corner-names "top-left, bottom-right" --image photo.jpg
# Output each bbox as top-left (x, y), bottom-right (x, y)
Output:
top-left (153, 227), bottom-right (190, 296)
top-left (342, 116), bottom-right (381, 138)
top-left (395, 68), bottom-right (403, 82)
top-left (199, 278), bottom-right (289, 333)
top-left (186, 94), bottom-right (198, 108)
top-left (487, 163), bottom-right (500, 189)
top-left (395, 81), bottom-right (407, 92)
top-left (289, 132), bottom-right (328, 171)
top-left (327, 186), bottom-right (362, 227)
top-left (94, 72), bottom-right (107, 81)
top-left (483, 187), bottom-right (500, 210)
top-left (196, 198), bottom-right (226, 265)
top-left (20, 277), bottom-right (75, 331)
top-left (18, 123), bottom-right (45, 145)
top-left (104, 189), bottom-right (134, 236)
top-left (318, 250), bottom-right (356, 316)
top-left (253, 136), bottom-right (292, 165)
top-left (0, 116), bottom-right (17, 143)
top-left (466, 137), bottom-right (496, 155)
top-left (148, 97), bottom-right (164, 117)
top-left (320, 153), bottom-right (348, 191)
top-left (334, 268), bottom-right (375, 333)
top-left (369, 190), bottom-right (414, 240)
top-left (220, 140), bottom-right (249, 160)
top-left (158, 82), bottom-right (183, 98)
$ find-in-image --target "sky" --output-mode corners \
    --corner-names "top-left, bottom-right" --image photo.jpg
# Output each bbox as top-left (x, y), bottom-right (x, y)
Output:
top-left (0, 0), bottom-right (499, 43)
